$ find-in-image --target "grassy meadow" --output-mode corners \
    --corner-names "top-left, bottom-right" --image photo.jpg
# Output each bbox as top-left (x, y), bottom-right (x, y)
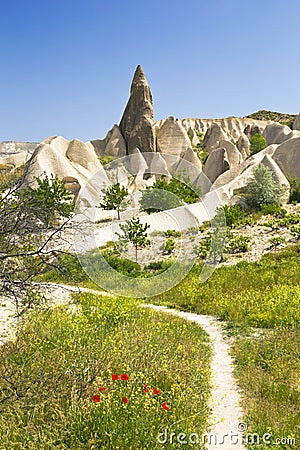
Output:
top-left (0, 292), bottom-right (211, 449)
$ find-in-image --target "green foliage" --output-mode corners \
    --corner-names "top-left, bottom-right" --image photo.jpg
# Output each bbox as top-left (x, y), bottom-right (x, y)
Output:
top-left (140, 173), bottom-right (202, 214)
top-left (140, 187), bottom-right (183, 213)
top-left (245, 164), bottom-right (285, 209)
top-left (0, 293), bottom-right (211, 449)
top-left (17, 173), bottom-right (74, 226)
top-left (117, 217), bottom-right (150, 263)
top-left (99, 182), bottom-right (129, 220)
top-left (164, 229), bottom-right (181, 238)
top-left (193, 132), bottom-right (209, 164)
top-left (269, 236), bottom-right (286, 248)
top-left (234, 328), bottom-right (300, 442)
top-left (250, 133), bottom-right (267, 155)
top-left (216, 204), bottom-right (246, 228)
top-left (226, 235), bottom-right (250, 253)
top-left (288, 176), bottom-right (300, 203)
top-left (98, 155), bottom-right (117, 165)
top-left (160, 238), bottom-right (176, 254)
top-left (246, 110), bottom-right (296, 127)
top-left (260, 203), bottom-right (287, 216)
top-left (0, 173), bottom-right (75, 313)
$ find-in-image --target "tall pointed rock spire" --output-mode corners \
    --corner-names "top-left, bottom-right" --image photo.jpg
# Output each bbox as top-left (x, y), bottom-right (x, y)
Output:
top-left (119, 65), bottom-right (155, 153)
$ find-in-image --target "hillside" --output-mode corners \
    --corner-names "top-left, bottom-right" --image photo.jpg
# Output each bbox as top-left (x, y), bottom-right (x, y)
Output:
top-left (246, 110), bottom-right (297, 127)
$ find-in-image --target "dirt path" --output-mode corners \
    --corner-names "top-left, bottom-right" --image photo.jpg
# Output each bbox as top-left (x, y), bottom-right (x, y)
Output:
top-left (141, 304), bottom-right (246, 449)
top-left (1, 285), bottom-right (246, 448)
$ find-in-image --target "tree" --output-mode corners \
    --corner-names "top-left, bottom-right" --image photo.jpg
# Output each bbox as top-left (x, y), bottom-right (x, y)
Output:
top-left (250, 133), bottom-right (267, 155)
top-left (99, 182), bottom-right (129, 220)
top-left (116, 217), bottom-right (150, 263)
top-left (0, 172), bottom-right (75, 315)
top-left (140, 172), bottom-right (201, 214)
top-left (245, 164), bottom-right (285, 209)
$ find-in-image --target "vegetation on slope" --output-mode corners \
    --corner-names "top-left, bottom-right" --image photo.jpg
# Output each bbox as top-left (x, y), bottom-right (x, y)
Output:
top-left (246, 110), bottom-right (296, 128)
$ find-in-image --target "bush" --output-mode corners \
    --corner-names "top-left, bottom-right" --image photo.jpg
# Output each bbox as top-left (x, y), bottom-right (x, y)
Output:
top-left (288, 176), bottom-right (300, 203)
top-left (261, 203), bottom-right (287, 217)
top-left (164, 229), bottom-right (181, 238)
top-left (226, 235), bottom-right (251, 254)
top-left (250, 133), bottom-right (267, 155)
top-left (245, 164), bottom-right (285, 209)
top-left (160, 238), bottom-right (176, 254)
top-left (140, 172), bottom-right (202, 214)
top-left (216, 204), bottom-right (246, 228)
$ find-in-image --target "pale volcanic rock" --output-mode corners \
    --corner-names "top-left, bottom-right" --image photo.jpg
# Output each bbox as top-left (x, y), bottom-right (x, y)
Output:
top-left (203, 148), bottom-right (229, 184)
top-left (119, 65), bottom-right (155, 153)
top-left (273, 137), bottom-right (300, 178)
top-left (263, 123), bottom-right (292, 146)
top-left (203, 123), bottom-right (228, 152)
top-left (0, 152), bottom-right (28, 167)
top-left (218, 140), bottom-right (243, 167)
top-left (22, 137), bottom-right (110, 209)
top-left (156, 116), bottom-right (191, 155)
top-left (236, 135), bottom-right (250, 160)
top-left (180, 147), bottom-right (202, 172)
top-left (293, 113), bottom-right (300, 131)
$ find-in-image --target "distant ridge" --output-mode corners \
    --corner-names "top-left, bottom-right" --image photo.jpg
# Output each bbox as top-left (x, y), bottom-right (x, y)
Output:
top-left (245, 110), bottom-right (296, 128)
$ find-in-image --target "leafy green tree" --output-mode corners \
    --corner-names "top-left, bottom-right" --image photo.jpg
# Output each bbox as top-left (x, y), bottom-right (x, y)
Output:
top-left (99, 182), bottom-right (129, 220)
top-left (140, 172), bottom-right (201, 214)
top-left (0, 173), bottom-right (75, 315)
top-left (116, 217), bottom-right (150, 263)
top-left (245, 164), bottom-right (285, 209)
top-left (250, 133), bottom-right (267, 155)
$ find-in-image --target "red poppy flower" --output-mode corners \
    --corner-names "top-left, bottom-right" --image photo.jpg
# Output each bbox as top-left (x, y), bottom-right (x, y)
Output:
top-left (112, 374), bottom-right (119, 380)
top-left (99, 387), bottom-right (106, 391)
top-left (143, 384), bottom-right (150, 393)
top-left (120, 373), bottom-right (129, 381)
top-left (162, 402), bottom-right (170, 411)
top-left (122, 396), bottom-right (128, 404)
top-left (153, 388), bottom-right (160, 395)
top-left (92, 395), bottom-right (101, 403)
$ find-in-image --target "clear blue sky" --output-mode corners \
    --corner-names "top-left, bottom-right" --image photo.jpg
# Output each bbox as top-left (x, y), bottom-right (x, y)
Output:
top-left (1, 0), bottom-right (300, 142)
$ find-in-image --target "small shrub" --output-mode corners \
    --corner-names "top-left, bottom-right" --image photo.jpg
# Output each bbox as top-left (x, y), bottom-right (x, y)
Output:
top-left (226, 236), bottom-right (251, 254)
top-left (269, 236), bottom-right (286, 248)
top-left (216, 204), bottom-right (247, 228)
top-left (250, 133), bottom-right (267, 155)
top-left (164, 229), bottom-right (181, 238)
top-left (160, 238), bottom-right (176, 254)
top-left (261, 203), bottom-right (287, 217)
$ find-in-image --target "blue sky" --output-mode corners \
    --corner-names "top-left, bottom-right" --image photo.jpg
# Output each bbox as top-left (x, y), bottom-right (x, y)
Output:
top-left (1, 0), bottom-right (300, 142)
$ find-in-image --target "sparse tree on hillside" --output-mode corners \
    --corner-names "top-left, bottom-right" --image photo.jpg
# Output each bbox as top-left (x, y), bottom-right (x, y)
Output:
top-left (116, 217), bottom-right (150, 263)
top-left (99, 182), bottom-right (129, 220)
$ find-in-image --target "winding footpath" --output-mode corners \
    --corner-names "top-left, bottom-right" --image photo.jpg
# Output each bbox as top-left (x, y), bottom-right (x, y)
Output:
top-left (1, 284), bottom-right (246, 449)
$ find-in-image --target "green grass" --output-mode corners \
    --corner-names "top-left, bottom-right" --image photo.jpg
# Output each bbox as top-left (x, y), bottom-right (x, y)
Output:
top-left (150, 245), bottom-right (300, 448)
top-left (0, 292), bottom-right (211, 449)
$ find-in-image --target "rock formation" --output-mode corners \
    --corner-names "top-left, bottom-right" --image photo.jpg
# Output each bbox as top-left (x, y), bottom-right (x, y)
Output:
top-left (119, 65), bottom-right (156, 154)
top-left (156, 116), bottom-right (191, 155)
top-left (293, 113), bottom-right (300, 130)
